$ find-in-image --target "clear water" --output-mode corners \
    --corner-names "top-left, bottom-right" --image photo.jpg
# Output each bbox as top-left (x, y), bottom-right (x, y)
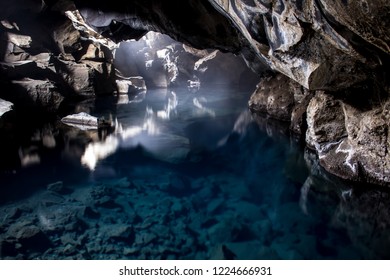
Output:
top-left (1, 87), bottom-right (390, 260)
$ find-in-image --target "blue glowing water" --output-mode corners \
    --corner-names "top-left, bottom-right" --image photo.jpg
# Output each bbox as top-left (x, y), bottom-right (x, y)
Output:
top-left (0, 87), bottom-right (389, 259)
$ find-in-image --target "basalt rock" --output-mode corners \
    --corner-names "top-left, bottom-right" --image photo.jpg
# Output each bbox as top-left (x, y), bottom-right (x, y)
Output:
top-left (66, 0), bottom-right (388, 90)
top-left (248, 72), bottom-right (314, 134)
top-left (0, 1), bottom-right (117, 112)
top-left (306, 91), bottom-right (390, 186)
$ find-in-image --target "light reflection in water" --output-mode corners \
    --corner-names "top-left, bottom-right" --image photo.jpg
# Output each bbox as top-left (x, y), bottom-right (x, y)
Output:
top-left (193, 97), bottom-right (216, 117)
top-left (81, 89), bottom-right (220, 170)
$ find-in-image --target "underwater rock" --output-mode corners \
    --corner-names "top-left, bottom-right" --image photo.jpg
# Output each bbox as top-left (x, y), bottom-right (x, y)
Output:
top-left (46, 181), bottom-right (67, 194)
top-left (81, 206), bottom-right (100, 219)
top-left (210, 241), bottom-right (275, 260)
top-left (134, 231), bottom-right (157, 246)
top-left (104, 224), bottom-right (134, 243)
top-left (0, 239), bottom-right (18, 259)
top-left (167, 174), bottom-right (193, 197)
top-left (11, 225), bottom-right (51, 253)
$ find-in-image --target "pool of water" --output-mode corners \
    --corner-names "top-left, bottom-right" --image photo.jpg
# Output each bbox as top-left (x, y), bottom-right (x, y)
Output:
top-left (0, 86), bottom-right (390, 259)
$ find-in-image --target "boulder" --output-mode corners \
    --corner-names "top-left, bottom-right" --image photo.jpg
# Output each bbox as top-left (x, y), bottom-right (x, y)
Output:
top-left (6, 224), bottom-right (52, 254)
top-left (10, 78), bottom-right (64, 112)
top-left (306, 91), bottom-right (390, 185)
top-left (0, 99), bottom-right (13, 118)
top-left (115, 76), bottom-right (146, 94)
top-left (61, 112), bottom-right (98, 130)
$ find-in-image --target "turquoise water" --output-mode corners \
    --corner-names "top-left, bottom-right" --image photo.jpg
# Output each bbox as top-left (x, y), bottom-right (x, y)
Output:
top-left (0, 87), bottom-right (390, 259)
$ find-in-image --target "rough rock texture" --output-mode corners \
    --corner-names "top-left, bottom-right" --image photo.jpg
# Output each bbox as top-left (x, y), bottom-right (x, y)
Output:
top-left (115, 77), bottom-right (146, 95)
top-left (0, 1), bottom-right (117, 112)
top-left (0, 99), bottom-right (13, 118)
top-left (208, 0), bottom-right (387, 90)
top-left (248, 73), bottom-right (312, 124)
top-left (68, 0), bottom-right (388, 90)
top-left (306, 91), bottom-right (390, 185)
top-left (114, 31), bottom-right (258, 89)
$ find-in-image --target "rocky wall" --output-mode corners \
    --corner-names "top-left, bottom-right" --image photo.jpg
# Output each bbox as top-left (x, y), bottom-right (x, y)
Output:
top-left (0, 1), bottom-right (117, 112)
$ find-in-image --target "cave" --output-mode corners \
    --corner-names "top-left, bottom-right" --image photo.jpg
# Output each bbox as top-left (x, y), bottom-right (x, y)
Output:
top-left (0, 0), bottom-right (389, 260)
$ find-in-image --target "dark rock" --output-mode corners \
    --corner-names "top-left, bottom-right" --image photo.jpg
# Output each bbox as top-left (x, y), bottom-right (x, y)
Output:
top-left (0, 2), bottom-right (116, 113)
top-left (115, 76), bottom-right (146, 94)
top-left (82, 206), bottom-right (100, 219)
top-left (134, 231), bottom-right (157, 246)
top-left (95, 196), bottom-right (122, 209)
top-left (249, 73), bottom-right (296, 121)
top-left (306, 91), bottom-right (390, 185)
top-left (222, 245), bottom-right (237, 260)
top-left (8, 79), bottom-right (65, 112)
top-left (106, 225), bottom-right (134, 243)
top-left (47, 181), bottom-right (71, 195)
top-left (0, 239), bottom-right (18, 258)
top-left (64, 218), bottom-right (88, 233)
top-left (13, 225), bottom-right (51, 253)
top-left (249, 72), bottom-right (314, 131)
top-left (5, 207), bottom-right (22, 222)
top-left (306, 92), bottom-right (347, 147)
top-left (167, 174), bottom-right (193, 196)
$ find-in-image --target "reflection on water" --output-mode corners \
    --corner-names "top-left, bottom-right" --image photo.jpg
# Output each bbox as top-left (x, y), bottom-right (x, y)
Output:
top-left (0, 87), bottom-right (390, 260)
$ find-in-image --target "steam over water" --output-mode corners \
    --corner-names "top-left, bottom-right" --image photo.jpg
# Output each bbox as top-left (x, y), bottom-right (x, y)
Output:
top-left (1, 87), bottom-right (390, 260)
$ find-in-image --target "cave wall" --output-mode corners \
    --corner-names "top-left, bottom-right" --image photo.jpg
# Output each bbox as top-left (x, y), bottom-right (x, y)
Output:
top-left (0, 1), bottom-right (117, 113)
top-left (0, 0), bottom-right (389, 186)
top-left (113, 31), bottom-right (259, 89)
